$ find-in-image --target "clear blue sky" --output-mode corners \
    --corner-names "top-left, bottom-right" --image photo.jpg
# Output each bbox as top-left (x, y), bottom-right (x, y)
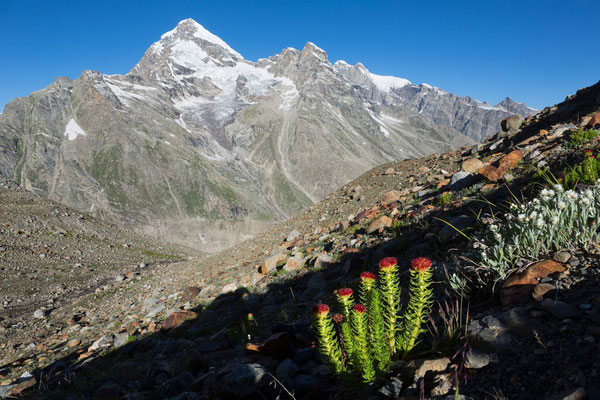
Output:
top-left (1, 0), bottom-right (598, 110)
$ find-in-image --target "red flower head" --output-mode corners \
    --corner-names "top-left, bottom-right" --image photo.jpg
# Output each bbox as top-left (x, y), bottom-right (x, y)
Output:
top-left (352, 304), bottom-right (366, 314)
top-left (411, 257), bottom-right (432, 272)
top-left (379, 257), bottom-right (398, 271)
top-left (312, 304), bottom-right (330, 317)
top-left (585, 149), bottom-right (593, 154)
top-left (332, 313), bottom-right (344, 324)
top-left (338, 288), bottom-right (353, 297)
top-left (360, 271), bottom-right (377, 282)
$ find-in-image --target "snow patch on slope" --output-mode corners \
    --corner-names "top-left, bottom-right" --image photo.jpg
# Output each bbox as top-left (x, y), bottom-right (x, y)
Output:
top-left (105, 80), bottom-right (149, 106)
top-left (369, 73), bottom-right (411, 92)
top-left (64, 119), bottom-right (86, 141)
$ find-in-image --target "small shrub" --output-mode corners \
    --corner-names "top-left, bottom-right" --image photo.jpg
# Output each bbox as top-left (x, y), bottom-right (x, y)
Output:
top-left (438, 192), bottom-right (452, 206)
top-left (346, 224), bottom-right (361, 235)
top-left (569, 128), bottom-right (598, 147)
top-left (564, 150), bottom-right (600, 188)
top-left (312, 257), bottom-right (434, 383)
top-left (472, 181), bottom-right (600, 287)
top-left (390, 220), bottom-right (404, 236)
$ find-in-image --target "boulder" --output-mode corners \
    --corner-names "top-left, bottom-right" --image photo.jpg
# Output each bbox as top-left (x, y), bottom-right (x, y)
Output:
top-left (408, 357), bottom-right (451, 378)
top-left (501, 114), bottom-right (524, 132)
top-left (219, 363), bottom-right (268, 396)
top-left (259, 253), bottom-right (287, 275)
top-left (461, 158), bottom-right (484, 174)
top-left (381, 190), bottom-right (404, 204)
top-left (500, 260), bottom-right (566, 305)
top-left (366, 215), bottom-right (393, 234)
top-left (283, 256), bottom-right (305, 272)
top-left (449, 171), bottom-right (475, 190)
top-left (586, 112), bottom-right (600, 128)
top-left (478, 150), bottom-right (523, 182)
top-left (162, 311), bottom-right (197, 331)
top-left (181, 287), bottom-right (201, 303)
top-left (438, 215), bottom-right (474, 243)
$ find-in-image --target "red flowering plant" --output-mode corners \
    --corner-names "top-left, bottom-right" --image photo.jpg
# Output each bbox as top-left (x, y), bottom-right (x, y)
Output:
top-left (312, 304), bottom-right (345, 373)
top-left (312, 257), bottom-right (435, 383)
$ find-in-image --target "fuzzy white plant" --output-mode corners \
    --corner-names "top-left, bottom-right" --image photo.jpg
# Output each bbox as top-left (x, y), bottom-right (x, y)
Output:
top-left (477, 180), bottom-right (600, 286)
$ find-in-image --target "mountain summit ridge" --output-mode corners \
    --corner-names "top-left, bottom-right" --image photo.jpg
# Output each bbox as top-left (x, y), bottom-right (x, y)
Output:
top-left (0, 18), bottom-right (536, 252)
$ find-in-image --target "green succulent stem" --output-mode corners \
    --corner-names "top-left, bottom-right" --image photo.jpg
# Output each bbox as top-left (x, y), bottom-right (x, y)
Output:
top-left (369, 289), bottom-right (390, 373)
top-left (401, 268), bottom-right (434, 359)
top-left (359, 279), bottom-right (375, 309)
top-left (340, 321), bottom-right (355, 366)
top-left (351, 308), bottom-right (375, 382)
top-left (314, 313), bottom-right (345, 373)
top-left (380, 266), bottom-right (401, 354)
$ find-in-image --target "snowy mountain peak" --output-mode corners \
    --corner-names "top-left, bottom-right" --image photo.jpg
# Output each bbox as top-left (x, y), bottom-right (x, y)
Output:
top-left (300, 42), bottom-right (328, 62)
top-left (159, 18), bottom-right (243, 59)
top-left (333, 61), bottom-right (411, 93)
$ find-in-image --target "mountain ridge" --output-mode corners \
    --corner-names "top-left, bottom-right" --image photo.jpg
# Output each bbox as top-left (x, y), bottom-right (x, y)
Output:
top-left (0, 18), bottom-right (536, 252)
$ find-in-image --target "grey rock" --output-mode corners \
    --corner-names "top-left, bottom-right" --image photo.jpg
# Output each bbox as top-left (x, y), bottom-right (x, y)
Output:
top-left (465, 349), bottom-right (490, 369)
top-left (114, 332), bottom-right (130, 348)
top-left (89, 335), bottom-right (114, 351)
top-left (501, 114), bottom-right (524, 132)
top-left (503, 307), bottom-right (536, 336)
top-left (220, 363), bottom-right (268, 396)
top-left (568, 257), bottom-right (580, 267)
top-left (541, 299), bottom-right (582, 319)
top-left (33, 308), bottom-right (45, 319)
top-left (553, 251), bottom-right (572, 263)
top-left (293, 374), bottom-right (319, 394)
top-left (438, 215), bottom-right (474, 243)
top-left (275, 358), bottom-right (299, 378)
top-left (286, 229), bottom-right (300, 242)
top-left (302, 271), bottom-right (327, 301)
top-left (146, 303), bottom-right (166, 318)
top-left (469, 319), bottom-right (512, 352)
top-left (489, 138), bottom-right (505, 151)
top-left (409, 358), bottom-right (451, 378)
top-left (449, 171), bottom-right (476, 190)
top-left (0, 384), bottom-right (17, 399)
top-left (314, 253), bottom-right (334, 269)
top-left (379, 377), bottom-right (403, 397)
top-left (292, 348), bottom-right (316, 365)
top-left (221, 282), bottom-right (237, 294)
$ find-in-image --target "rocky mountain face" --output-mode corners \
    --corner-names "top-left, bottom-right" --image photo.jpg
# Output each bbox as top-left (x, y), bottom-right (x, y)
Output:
top-left (0, 18), bottom-right (536, 252)
top-left (334, 61), bottom-right (537, 143)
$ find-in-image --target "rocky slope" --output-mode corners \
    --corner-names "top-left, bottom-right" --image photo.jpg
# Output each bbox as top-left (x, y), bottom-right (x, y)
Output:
top-left (0, 19), bottom-right (535, 252)
top-left (0, 176), bottom-right (195, 371)
top-left (0, 80), bottom-right (597, 399)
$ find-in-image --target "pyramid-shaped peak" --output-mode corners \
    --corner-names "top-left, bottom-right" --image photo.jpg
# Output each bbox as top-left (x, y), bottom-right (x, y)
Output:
top-left (302, 42), bottom-right (326, 54)
top-left (160, 18), bottom-right (242, 59)
top-left (300, 42), bottom-right (328, 63)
